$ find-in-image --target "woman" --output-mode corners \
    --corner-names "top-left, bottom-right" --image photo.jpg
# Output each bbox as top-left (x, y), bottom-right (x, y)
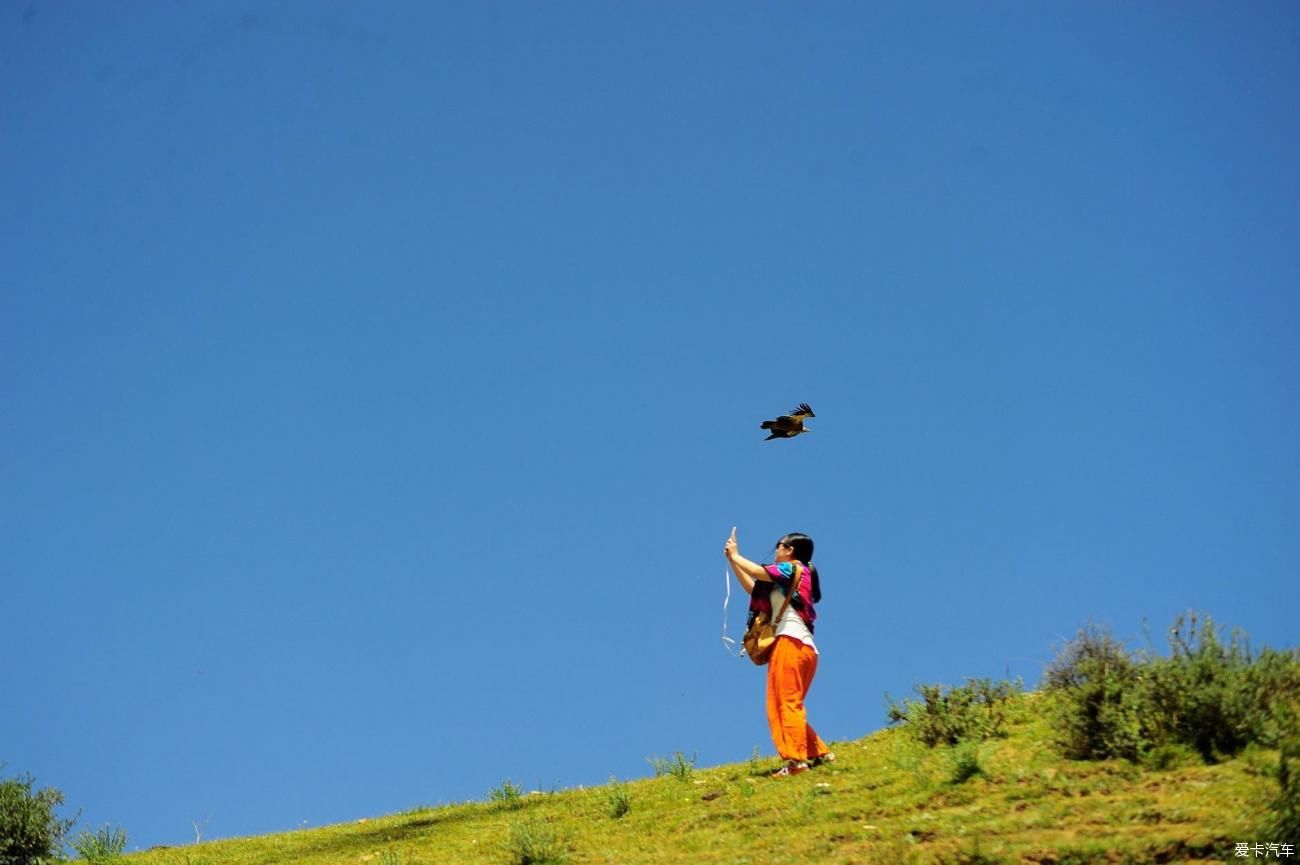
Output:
top-left (724, 528), bottom-right (834, 777)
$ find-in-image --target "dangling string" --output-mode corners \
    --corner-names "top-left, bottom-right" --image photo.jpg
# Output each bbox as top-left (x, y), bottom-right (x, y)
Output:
top-left (722, 570), bottom-right (744, 657)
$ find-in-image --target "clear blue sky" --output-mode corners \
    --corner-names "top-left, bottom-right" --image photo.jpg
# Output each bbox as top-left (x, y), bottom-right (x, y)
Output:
top-left (4, 1), bottom-right (1298, 852)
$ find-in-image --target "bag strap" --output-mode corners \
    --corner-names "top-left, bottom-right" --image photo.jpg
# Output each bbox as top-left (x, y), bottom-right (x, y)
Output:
top-left (770, 563), bottom-right (802, 626)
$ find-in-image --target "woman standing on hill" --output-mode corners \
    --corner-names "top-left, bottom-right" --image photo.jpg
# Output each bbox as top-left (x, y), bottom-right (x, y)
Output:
top-left (724, 528), bottom-right (834, 777)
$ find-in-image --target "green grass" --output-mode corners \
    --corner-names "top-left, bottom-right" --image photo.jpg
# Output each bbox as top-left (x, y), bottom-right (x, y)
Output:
top-left (124, 696), bottom-right (1277, 865)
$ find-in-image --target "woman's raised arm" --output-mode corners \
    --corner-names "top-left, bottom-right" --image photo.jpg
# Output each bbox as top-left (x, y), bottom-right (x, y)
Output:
top-left (724, 526), bottom-right (771, 594)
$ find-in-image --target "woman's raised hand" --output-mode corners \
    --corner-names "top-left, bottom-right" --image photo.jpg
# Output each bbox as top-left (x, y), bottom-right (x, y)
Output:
top-left (724, 526), bottom-right (738, 560)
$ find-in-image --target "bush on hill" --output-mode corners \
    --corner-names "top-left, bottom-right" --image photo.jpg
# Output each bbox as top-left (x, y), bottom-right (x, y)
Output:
top-left (0, 767), bottom-right (77, 865)
top-left (886, 677), bottom-right (1025, 747)
top-left (70, 824), bottom-right (128, 864)
top-left (1042, 623), bottom-right (1149, 761)
top-left (1045, 612), bottom-right (1300, 764)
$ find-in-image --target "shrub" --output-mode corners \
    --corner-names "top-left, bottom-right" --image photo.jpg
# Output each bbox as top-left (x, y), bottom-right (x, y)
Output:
top-left (887, 678), bottom-right (1024, 747)
top-left (1044, 613), bottom-right (1300, 763)
top-left (0, 768), bottom-right (77, 865)
top-left (70, 824), bottom-right (127, 864)
top-left (503, 819), bottom-right (565, 865)
top-left (948, 741), bottom-right (986, 785)
top-left (1247, 647), bottom-right (1300, 747)
top-left (599, 778), bottom-right (631, 819)
top-left (1142, 614), bottom-right (1291, 761)
top-left (1141, 743), bottom-right (1199, 771)
top-left (1262, 704), bottom-right (1300, 844)
top-left (1043, 625), bottom-right (1148, 761)
top-left (647, 752), bottom-right (696, 782)
top-left (489, 779), bottom-right (525, 811)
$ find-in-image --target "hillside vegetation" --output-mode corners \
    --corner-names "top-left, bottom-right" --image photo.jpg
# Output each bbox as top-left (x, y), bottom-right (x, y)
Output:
top-left (116, 615), bottom-right (1295, 865)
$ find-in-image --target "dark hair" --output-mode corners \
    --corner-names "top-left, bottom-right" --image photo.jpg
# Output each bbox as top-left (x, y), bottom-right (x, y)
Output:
top-left (779, 532), bottom-right (821, 603)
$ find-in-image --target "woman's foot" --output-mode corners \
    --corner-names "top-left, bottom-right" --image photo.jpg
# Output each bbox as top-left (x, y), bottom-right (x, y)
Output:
top-left (810, 752), bottom-right (836, 768)
top-left (771, 760), bottom-right (809, 778)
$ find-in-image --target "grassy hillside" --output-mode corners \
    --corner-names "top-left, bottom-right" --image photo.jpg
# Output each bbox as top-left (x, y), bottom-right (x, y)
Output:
top-left (125, 693), bottom-right (1280, 865)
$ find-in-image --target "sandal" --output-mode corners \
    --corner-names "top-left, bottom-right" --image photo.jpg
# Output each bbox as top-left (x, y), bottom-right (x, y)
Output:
top-left (810, 752), bottom-right (837, 768)
top-left (771, 761), bottom-right (810, 778)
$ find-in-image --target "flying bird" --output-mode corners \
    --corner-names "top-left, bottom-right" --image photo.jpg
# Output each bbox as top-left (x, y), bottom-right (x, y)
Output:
top-left (761, 403), bottom-right (815, 440)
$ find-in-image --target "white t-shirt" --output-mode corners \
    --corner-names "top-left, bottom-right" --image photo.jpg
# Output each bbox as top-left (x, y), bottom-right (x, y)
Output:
top-left (770, 582), bottom-right (817, 653)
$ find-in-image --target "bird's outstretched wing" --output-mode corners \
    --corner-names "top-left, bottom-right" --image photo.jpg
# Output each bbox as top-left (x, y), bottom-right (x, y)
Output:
top-left (759, 403), bottom-right (815, 438)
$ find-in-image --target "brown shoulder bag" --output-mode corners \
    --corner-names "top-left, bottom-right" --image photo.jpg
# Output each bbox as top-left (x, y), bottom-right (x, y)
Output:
top-left (742, 564), bottom-right (802, 666)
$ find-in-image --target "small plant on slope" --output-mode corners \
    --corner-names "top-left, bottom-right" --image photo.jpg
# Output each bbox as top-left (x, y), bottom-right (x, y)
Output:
top-left (489, 779), bottom-right (526, 811)
top-left (599, 777), bottom-right (631, 819)
top-left (887, 678), bottom-right (1024, 747)
top-left (948, 741), bottom-right (986, 785)
top-left (647, 751), bottom-right (696, 782)
top-left (70, 823), bottom-right (127, 864)
top-left (503, 818), bottom-right (566, 865)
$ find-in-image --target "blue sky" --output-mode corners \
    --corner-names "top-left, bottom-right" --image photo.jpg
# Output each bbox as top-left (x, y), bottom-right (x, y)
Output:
top-left (3, 0), bottom-right (1298, 852)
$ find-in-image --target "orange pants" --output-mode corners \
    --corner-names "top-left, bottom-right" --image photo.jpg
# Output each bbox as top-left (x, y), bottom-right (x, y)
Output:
top-left (766, 636), bottom-right (830, 762)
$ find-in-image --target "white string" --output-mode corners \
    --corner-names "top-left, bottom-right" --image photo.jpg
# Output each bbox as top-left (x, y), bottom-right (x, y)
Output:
top-left (722, 570), bottom-right (744, 657)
